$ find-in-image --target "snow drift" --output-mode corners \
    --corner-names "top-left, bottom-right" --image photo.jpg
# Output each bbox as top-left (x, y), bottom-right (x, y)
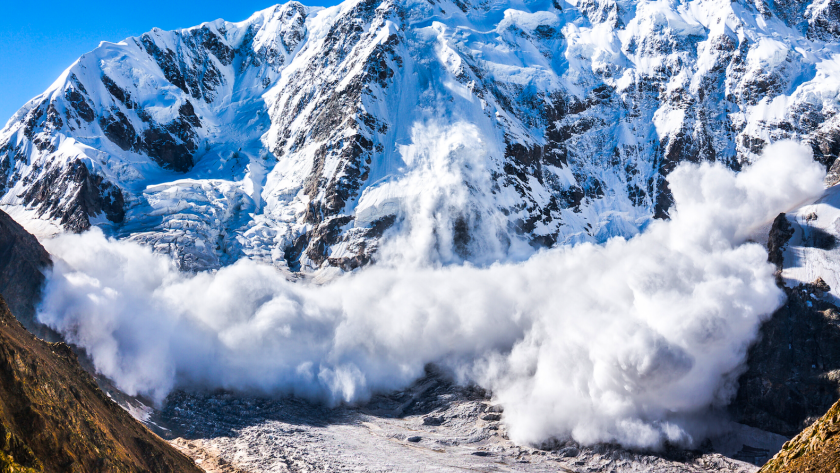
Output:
top-left (37, 139), bottom-right (824, 448)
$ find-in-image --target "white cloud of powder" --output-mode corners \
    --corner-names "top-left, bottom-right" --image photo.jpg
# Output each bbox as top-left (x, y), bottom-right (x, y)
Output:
top-left (37, 138), bottom-right (824, 449)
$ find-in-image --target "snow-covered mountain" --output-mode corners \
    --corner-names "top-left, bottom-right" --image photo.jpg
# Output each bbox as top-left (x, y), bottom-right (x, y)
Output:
top-left (2, 0), bottom-right (840, 271)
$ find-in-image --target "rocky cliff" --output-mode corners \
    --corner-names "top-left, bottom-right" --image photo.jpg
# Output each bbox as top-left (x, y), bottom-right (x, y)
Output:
top-left (0, 293), bottom-right (202, 473)
top-left (733, 187), bottom-right (840, 438)
top-left (0, 209), bottom-right (52, 340)
top-left (759, 396), bottom-right (840, 472)
top-left (730, 275), bottom-right (840, 438)
top-left (0, 205), bottom-right (200, 472)
top-left (730, 211), bottom-right (840, 437)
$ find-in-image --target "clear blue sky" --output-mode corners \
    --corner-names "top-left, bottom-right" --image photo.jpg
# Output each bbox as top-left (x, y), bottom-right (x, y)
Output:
top-left (0, 0), bottom-right (340, 124)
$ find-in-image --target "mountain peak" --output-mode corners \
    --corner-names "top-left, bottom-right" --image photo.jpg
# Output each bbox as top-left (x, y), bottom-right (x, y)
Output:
top-left (1, 0), bottom-right (839, 272)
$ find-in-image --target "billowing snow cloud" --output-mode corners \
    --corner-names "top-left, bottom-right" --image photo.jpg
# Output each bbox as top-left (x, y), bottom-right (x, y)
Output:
top-left (37, 137), bottom-right (824, 449)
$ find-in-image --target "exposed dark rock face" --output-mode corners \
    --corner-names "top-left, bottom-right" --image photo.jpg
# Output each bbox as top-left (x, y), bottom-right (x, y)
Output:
top-left (731, 213), bottom-right (840, 438)
top-left (325, 214), bottom-right (397, 271)
top-left (137, 25), bottom-right (227, 104)
top-left (97, 85), bottom-right (200, 172)
top-left (269, 0), bottom-right (402, 268)
top-left (304, 215), bottom-right (355, 267)
top-left (767, 213), bottom-right (795, 272)
top-left (64, 75), bottom-right (95, 124)
top-left (0, 209), bottom-right (52, 340)
top-left (806, 0), bottom-right (840, 41)
top-left (101, 74), bottom-right (132, 109)
top-left (20, 159), bottom-right (124, 232)
top-left (732, 258), bottom-right (840, 438)
top-left (99, 108), bottom-right (137, 151)
top-left (0, 295), bottom-right (203, 473)
top-left (826, 158), bottom-right (840, 187)
top-left (140, 119), bottom-right (198, 173)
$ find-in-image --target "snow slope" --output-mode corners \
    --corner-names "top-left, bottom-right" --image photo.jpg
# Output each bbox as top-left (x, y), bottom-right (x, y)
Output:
top-left (780, 184), bottom-right (840, 303)
top-left (2, 0), bottom-right (840, 271)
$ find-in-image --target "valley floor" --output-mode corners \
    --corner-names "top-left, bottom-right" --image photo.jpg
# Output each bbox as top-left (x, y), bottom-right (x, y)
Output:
top-left (127, 369), bottom-right (787, 473)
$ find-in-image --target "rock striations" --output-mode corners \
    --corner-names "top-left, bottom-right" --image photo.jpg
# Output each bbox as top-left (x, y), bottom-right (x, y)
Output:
top-left (3, 0), bottom-right (840, 271)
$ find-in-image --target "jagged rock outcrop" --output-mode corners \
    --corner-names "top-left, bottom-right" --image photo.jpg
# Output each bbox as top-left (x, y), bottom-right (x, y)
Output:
top-left (0, 295), bottom-right (202, 473)
top-left (759, 397), bottom-right (840, 472)
top-left (767, 213), bottom-right (795, 273)
top-left (3, 0), bottom-right (840, 272)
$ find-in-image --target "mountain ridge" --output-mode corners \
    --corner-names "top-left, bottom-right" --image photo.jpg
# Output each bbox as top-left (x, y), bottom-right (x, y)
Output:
top-left (4, 0), bottom-right (840, 272)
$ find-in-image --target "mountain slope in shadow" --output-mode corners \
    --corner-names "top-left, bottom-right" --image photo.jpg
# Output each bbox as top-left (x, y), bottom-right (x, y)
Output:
top-left (0, 206), bottom-right (201, 472)
top-left (0, 293), bottom-right (202, 473)
top-left (0, 209), bottom-right (53, 341)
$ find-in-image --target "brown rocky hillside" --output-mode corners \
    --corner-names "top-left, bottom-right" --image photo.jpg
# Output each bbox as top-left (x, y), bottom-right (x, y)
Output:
top-left (0, 292), bottom-right (202, 472)
top-left (0, 210), bottom-right (53, 340)
top-left (760, 397), bottom-right (840, 472)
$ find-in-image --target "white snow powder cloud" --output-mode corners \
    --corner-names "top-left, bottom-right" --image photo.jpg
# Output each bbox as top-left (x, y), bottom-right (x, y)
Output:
top-left (36, 136), bottom-right (824, 449)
